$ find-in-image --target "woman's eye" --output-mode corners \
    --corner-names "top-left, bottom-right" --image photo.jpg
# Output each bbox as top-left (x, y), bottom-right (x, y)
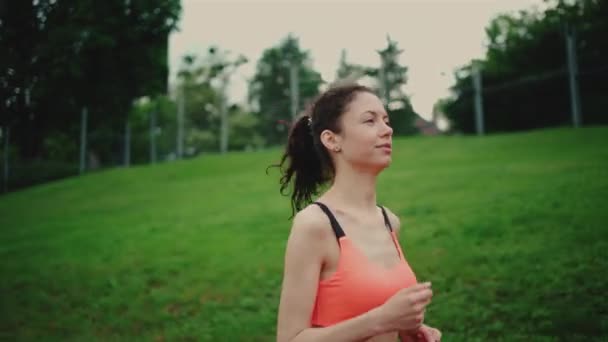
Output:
top-left (365, 119), bottom-right (374, 124)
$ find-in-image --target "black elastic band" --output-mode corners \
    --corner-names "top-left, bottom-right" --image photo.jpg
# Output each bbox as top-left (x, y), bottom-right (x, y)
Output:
top-left (313, 202), bottom-right (345, 239)
top-left (379, 205), bottom-right (401, 258)
top-left (379, 205), bottom-right (393, 231)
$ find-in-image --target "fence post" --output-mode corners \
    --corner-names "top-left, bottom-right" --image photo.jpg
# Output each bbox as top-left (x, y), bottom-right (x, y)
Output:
top-left (149, 109), bottom-right (157, 164)
top-left (565, 26), bottom-right (582, 128)
top-left (219, 74), bottom-right (229, 154)
top-left (177, 88), bottom-right (184, 159)
top-left (289, 61), bottom-right (299, 121)
top-left (79, 107), bottom-right (88, 174)
top-left (2, 125), bottom-right (9, 193)
top-left (124, 118), bottom-right (131, 167)
top-left (472, 64), bottom-right (485, 135)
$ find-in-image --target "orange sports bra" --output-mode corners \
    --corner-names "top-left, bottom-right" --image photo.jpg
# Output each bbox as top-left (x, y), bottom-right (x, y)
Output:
top-left (310, 202), bottom-right (418, 327)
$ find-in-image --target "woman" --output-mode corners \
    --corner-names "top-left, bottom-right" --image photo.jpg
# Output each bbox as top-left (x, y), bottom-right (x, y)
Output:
top-left (274, 84), bottom-right (442, 342)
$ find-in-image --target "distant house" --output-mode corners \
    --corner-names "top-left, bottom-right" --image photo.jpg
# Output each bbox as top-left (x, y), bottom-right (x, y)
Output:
top-left (414, 114), bottom-right (442, 136)
top-left (413, 105), bottom-right (451, 136)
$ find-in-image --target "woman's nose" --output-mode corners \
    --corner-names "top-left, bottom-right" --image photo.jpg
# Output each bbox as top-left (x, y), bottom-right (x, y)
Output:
top-left (381, 121), bottom-right (393, 136)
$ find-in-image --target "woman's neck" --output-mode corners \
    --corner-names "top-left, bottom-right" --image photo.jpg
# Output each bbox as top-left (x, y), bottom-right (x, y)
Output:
top-left (324, 166), bottom-right (379, 213)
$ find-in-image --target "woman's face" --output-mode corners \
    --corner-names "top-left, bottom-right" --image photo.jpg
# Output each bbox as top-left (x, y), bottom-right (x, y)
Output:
top-left (335, 91), bottom-right (394, 172)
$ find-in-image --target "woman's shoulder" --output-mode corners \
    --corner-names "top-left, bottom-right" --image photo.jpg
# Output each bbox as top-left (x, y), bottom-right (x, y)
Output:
top-left (380, 205), bottom-right (402, 234)
top-left (283, 204), bottom-right (334, 262)
top-left (289, 203), bottom-right (334, 242)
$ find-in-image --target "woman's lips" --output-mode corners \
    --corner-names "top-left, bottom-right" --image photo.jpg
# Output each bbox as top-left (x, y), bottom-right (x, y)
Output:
top-left (376, 143), bottom-right (392, 152)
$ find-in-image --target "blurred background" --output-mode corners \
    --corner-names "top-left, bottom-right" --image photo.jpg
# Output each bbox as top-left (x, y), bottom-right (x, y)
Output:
top-left (1, 0), bottom-right (607, 191)
top-left (1, 0), bottom-right (607, 341)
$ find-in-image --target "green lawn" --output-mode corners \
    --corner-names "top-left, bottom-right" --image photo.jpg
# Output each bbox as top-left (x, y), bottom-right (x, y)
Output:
top-left (1, 125), bottom-right (607, 341)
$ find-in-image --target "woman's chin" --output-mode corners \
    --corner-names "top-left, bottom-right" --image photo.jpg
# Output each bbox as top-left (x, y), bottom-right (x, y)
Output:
top-left (379, 158), bottom-right (392, 169)
top-left (372, 157), bottom-right (392, 172)
top-left (378, 153), bottom-right (392, 165)
top-left (351, 155), bottom-right (392, 172)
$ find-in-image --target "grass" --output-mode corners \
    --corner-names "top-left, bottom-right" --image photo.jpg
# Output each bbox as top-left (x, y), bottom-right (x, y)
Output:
top-left (1, 125), bottom-right (607, 341)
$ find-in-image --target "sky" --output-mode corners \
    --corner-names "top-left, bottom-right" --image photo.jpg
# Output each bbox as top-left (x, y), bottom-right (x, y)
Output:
top-left (168, 0), bottom-right (546, 121)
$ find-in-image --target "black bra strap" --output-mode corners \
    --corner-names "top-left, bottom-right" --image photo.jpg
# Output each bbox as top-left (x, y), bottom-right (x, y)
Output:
top-left (313, 202), bottom-right (345, 239)
top-left (379, 205), bottom-right (401, 259)
top-left (379, 205), bottom-right (393, 231)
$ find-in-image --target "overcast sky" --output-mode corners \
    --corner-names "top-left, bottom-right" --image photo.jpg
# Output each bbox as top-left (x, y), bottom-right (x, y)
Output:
top-left (168, 0), bottom-right (545, 120)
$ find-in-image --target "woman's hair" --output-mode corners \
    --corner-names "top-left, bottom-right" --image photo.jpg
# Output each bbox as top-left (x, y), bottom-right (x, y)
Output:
top-left (269, 83), bottom-right (375, 217)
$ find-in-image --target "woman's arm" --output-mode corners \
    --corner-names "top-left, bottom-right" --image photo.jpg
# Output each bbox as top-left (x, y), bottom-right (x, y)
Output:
top-left (392, 209), bottom-right (415, 342)
top-left (386, 208), bottom-right (442, 342)
top-left (285, 309), bottom-right (387, 342)
top-left (276, 206), bottom-right (386, 342)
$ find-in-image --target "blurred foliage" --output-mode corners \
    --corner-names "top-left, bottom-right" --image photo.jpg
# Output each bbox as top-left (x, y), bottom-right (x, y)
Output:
top-left (441, 0), bottom-right (608, 134)
top-left (173, 48), bottom-right (254, 154)
top-left (248, 34), bottom-right (323, 146)
top-left (175, 51), bottom-right (224, 154)
top-left (8, 0), bottom-right (607, 192)
top-left (374, 37), bottom-right (420, 136)
top-left (0, 0), bottom-right (181, 162)
top-left (335, 37), bottom-right (420, 136)
top-left (129, 95), bottom-right (178, 163)
top-left (228, 105), bottom-right (265, 151)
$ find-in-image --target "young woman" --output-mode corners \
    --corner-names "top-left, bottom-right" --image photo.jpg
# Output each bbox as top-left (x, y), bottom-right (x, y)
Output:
top-left (274, 84), bottom-right (442, 342)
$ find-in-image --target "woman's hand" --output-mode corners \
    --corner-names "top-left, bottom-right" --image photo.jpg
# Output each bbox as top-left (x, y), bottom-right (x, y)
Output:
top-left (419, 324), bottom-right (442, 342)
top-left (400, 324), bottom-right (442, 342)
top-left (374, 282), bottom-right (433, 334)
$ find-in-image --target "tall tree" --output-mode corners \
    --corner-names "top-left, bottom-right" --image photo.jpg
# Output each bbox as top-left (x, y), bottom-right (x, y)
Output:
top-left (249, 34), bottom-right (323, 146)
top-left (0, 0), bottom-right (181, 163)
top-left (334, 49), bottom-right (368, 83)
top-left (175, 47), bottom-right (247, 155)
top-left (368, 37), bottom-right (419, 135)
top-left (375, 36), bottom-right (409, 105)
top-left (176, 52), bottom-right (222, 154)
top-left (442, 0), bottom-right (608, 134)
top-left (128, 95), bottom-right (177, 164)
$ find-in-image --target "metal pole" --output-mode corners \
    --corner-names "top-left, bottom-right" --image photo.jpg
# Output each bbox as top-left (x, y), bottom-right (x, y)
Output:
top-left (219, 94), bottom-right (228, 154)
top-left (566, 27), bottom-right (582, 128)
top-left (3, 125), bottom-right (9, 193)
top-left (124, 118), bottom-right (130, 167)
top-left (220, 74), bottom-right (229, 154)
top-left (149, 109), bottom-right (157, 164)
top-left (177, 88), bottom-right (184, 159)
top-left (79, 107), bottom-right (88, 174)
top-left (472, 64), bottom-right (485, 136)
top-left (289, 62), bottom-right (299, 121)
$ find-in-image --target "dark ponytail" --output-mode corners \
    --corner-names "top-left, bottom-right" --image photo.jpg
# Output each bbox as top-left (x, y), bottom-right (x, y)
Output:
top-left (274, 114), bottom-right (327, 217)
top-left (269, 83), bottom-right (375, 218)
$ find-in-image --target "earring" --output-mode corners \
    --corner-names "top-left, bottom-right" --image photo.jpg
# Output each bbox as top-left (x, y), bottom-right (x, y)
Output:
top-left (334, 146), bottom-right (341, 152)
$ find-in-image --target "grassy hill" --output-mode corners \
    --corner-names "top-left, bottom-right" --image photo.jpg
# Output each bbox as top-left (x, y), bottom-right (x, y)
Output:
top-left (1, 125), bottom-right (607, 341)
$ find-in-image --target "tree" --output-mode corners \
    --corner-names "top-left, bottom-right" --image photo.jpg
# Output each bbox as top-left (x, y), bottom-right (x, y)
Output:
top-left (334, 49), bottom-right (369, 83)
top-left (0, 0), bottom-right (181, 164)
top-left (368, 37), bottom-right (420, 136)
top-left (129, 95), bottom-right (178, 163)
top-left (176, 52), bottom-right (221, 154)
top-left (175, 47), bottom-right (247, 155)
top-left (228, 104), bottom-right (264, 151)
top-left (249, 34), bottom-right (323, 146)
top-left (442, 0), bottom-right (608, 134)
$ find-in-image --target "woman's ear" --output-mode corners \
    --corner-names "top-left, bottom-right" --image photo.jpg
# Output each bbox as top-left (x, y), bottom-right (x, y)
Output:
top-left (320, 129), bottom-right (342, 153)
